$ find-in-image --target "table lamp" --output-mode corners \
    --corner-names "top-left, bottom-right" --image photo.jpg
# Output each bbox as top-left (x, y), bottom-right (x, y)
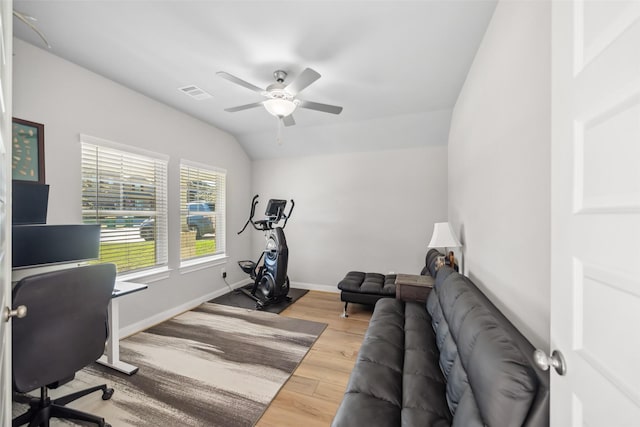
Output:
top-left (428, 222), bottom-right (463, 273)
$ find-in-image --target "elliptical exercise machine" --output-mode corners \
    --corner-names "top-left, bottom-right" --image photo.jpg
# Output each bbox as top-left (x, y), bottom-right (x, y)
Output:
top-left (237, 195), bottom-right (295, 309)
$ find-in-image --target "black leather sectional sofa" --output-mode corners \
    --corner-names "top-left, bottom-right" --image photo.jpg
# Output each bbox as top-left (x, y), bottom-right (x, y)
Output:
top-left (332, 264), bottom-right (550, 426)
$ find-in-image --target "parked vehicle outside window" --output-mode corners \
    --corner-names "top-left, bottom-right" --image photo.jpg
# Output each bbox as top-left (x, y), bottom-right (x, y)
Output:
top-left (139, 201), bottom-right (215, 241)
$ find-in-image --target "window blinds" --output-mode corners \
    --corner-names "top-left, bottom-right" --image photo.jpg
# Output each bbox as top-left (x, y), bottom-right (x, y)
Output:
top-left (81, 139), bottom-right (168, 274)
top-left (179, 162), bottom-right (226, 261)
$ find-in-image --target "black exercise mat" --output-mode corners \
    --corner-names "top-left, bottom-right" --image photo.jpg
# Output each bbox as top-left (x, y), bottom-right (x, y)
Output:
top-left (210, 285), bottom-right (308, 314)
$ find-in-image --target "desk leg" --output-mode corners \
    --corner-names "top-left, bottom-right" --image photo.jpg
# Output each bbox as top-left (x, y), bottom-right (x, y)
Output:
top-left (97, 297), bottom-right (139, 375)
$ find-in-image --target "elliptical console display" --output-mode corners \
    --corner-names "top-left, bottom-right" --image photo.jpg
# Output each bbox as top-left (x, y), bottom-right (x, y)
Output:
top-left (237, 195), bottom-right (294, 309)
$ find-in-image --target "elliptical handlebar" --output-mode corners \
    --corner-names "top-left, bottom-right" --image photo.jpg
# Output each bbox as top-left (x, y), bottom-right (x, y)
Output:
top-left (282, 199), bottom-right (294, 229)
top-left (237, 195), bottom-right (295, 235)
top-left (237, 194), bottom-right (260, 235)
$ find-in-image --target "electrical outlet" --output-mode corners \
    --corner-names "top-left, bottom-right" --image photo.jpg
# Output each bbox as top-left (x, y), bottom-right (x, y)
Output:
top-left (221, 268), bottom-right (226, 279)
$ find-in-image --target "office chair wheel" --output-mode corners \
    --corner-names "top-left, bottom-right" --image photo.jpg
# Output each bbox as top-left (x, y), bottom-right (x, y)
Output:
top-left (104, 423), bottom-right (112, 427)
top-left (102, 388), bottom-right (114, 400)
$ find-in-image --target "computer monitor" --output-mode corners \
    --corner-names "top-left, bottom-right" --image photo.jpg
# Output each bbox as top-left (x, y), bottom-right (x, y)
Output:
top-left (12, 181), bottom-right (49, 225)
top-left (12, 224), bottom-right (101, 269)
top-left (264, 199), bottom-right (287, 221)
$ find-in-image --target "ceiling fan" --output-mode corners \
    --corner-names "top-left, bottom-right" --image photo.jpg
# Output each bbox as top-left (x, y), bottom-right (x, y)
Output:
top-left (217, 68), bottom-right (343, 127)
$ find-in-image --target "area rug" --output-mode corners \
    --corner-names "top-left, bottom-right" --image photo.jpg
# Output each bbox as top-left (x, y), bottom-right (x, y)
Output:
top-left (12, 303), bottom-right (327, 426)
top-left (210, 286), bottom-right (308, 314)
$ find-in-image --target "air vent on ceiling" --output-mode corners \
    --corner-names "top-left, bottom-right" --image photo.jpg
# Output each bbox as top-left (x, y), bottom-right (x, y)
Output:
top-left (178, 85), bottom-right (212, 100)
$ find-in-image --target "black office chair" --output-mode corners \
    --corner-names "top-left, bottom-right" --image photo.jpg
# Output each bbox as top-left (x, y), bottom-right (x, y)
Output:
top-left (12, 263), bottom-right (117, 427)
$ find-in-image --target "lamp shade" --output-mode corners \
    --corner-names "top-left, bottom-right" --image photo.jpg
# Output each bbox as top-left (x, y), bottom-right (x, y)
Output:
top-left (428, 222), bottom-right (461, 248)
top-left (263, 99), bottom-right (297, 117)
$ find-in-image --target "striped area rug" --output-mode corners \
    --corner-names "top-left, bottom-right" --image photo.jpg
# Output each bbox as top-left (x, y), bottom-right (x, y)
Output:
top-left (13, 303), bottom-right (327, 426)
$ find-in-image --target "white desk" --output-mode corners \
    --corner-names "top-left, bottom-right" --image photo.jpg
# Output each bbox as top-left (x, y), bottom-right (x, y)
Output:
top-left (97, 280), bottom-right (148, 375)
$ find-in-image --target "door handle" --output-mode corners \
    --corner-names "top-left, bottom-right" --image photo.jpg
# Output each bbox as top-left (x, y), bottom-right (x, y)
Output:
top-left (3, 305), bottom-right (27, 322)
top-left (534, 349), bottom-right (567, 375)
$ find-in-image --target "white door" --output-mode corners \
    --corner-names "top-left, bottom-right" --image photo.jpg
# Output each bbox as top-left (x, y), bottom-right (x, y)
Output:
top-left (0, 0), bottom-right (11, 424)
top-left (551, 1), bottom-right (640, 425)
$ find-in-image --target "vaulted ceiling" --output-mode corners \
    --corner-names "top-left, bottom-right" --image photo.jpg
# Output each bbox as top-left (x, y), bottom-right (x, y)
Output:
top-left (13, 0), bottom-right (496, 159)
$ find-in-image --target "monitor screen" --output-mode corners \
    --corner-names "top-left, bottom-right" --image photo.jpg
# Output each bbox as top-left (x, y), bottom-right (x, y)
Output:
top-left (12, 224), bottom-right (101, 268)
top-left (265, 199), bottom-right (287, 220)
top-left (12, 181), bottom-right (49, 225)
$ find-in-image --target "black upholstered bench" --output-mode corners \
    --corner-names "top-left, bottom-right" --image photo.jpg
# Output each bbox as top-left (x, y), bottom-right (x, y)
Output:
top-left (337, 249), bottom-right (443, 317)
top-left (337, 272), bottom-right (396, 317)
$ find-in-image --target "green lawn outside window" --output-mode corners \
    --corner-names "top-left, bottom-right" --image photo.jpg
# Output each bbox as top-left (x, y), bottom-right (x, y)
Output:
top-left (98, 239), bottom-right (215, 271)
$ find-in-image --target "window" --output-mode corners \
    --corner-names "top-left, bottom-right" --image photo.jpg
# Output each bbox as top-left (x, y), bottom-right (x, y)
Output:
top-left (81, 135), bottom-right (168, 274)
top-left (180, 161), bottom-right (226, 262)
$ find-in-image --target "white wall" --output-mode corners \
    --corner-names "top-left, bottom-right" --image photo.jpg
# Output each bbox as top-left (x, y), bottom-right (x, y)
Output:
top-left (252, 146), bottom-right (448, 290)
top-left (13, 38), bottom-right (253, 331)
top-left (239, 109), bottom-right (452, 160)
top-left (448, 1), bottom-right (551, 348)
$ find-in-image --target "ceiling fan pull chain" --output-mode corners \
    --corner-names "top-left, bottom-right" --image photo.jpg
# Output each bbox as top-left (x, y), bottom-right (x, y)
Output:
top-left (276, 118), bottom-right (284, 146)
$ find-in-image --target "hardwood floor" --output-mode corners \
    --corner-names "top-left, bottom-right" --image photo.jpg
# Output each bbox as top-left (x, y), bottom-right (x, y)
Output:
top-left (256, 291), bottom-right (373, 427)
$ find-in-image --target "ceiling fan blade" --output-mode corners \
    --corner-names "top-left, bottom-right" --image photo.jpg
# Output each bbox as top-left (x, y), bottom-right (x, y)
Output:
top-left (298, 100), bottom-right (343, 115)
top-left (282, 115), bottom-right (296, 127)
top-left (224, 101), bottom-right (265, 113)
top-left (217, 71), bottom-right (265, 94)
top-left (285, 68), bottom-right (321, 95)
top-left (13, 10), bottom-right (51, 48)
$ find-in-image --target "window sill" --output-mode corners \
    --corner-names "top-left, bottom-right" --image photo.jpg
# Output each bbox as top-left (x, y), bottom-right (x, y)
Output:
top-left (180, 254), bottom-right (228, 274)
top-left (117, 266), bottom-right (171, 284)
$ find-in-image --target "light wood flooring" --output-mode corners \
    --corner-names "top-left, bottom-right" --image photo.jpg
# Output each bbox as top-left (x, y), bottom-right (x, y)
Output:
top-left (256, 291), bottom-right (373, 427)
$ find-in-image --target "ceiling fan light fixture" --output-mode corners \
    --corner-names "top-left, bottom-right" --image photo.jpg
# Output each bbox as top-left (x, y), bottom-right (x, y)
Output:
top-left (218, 68), bottom-right (342, 124)
top-left (263, 98), bottom-right (297, 118)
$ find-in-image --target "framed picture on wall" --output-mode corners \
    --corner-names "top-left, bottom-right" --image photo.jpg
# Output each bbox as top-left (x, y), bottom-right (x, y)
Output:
top-left (12, 117), bottom-right (45, 184)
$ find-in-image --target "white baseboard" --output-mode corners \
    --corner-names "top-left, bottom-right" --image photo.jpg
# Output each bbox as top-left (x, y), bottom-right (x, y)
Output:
top-left (119, 278), bottom-right (250, 338)
top-left (291, 281), bottom-right (339, 293)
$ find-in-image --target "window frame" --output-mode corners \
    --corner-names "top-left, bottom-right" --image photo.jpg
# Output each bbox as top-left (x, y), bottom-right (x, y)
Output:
top-left (179, 159), bottom-right (227, 269)
top-left (80, 134), bottom-right (169, 277)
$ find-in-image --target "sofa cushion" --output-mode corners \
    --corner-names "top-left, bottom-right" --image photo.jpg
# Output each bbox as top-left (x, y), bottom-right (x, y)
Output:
top-left (333, 298), bottom-right (452, 427)
top-left (422, 248), bottom-right (443, 276)
top-left (427, 268), bottom-right (540, 427)
top-left (337, 271), bottom-right (396, 296)
top-left (402, 302), bottom-right (451, 425)
top-left (332, 298), bottom-right (404, 426)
